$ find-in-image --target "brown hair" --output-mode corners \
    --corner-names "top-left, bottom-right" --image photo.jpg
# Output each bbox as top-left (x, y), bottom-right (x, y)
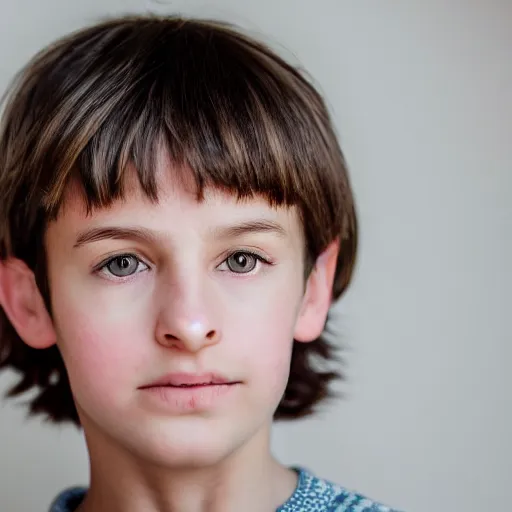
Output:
top-left (0, 15), bottom-right (357, 425)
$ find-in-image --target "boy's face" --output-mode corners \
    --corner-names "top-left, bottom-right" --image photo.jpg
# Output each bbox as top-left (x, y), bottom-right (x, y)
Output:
top-left (25, 163), bottom-right (333, 468)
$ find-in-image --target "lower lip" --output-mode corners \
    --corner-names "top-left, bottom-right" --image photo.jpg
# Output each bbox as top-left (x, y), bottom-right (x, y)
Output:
top-left (139, 383), bottom-right (239, 413)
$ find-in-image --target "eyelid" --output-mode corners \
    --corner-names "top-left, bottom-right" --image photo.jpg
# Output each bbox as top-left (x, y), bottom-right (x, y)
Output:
top-left (102, 266), bottom-right (147, 285)
top-left (216, 249), bottom-right (274, 275)
top-left (220, 248), bottom-right (272, 265)
top-left (92, 251), bottom-right (151, 273)
top-left (93, 253), bottom-right (150, 284)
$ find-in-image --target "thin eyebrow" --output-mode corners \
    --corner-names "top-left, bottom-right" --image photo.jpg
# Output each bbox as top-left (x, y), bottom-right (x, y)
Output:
top-left (73, 220), bottom-right (287, 249)
top-left (73, 227), bottom-right (157, 248)
top-left (212, 220), bottom-right (288, 240)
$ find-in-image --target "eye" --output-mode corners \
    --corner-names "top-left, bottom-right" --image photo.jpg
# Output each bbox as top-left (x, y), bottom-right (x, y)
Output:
top-left (224, 251), bottom-right (263, 274)
top-left (100, 254), bottom-right (148, 278)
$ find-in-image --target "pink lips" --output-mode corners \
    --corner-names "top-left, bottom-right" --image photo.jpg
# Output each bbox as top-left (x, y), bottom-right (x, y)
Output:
top-left (139, 372), bottom-right (235, 389)
top-left (138, 372), bottom-right (241, 413)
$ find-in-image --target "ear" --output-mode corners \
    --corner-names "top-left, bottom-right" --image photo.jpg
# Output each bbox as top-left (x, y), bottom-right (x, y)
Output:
top-left (294, 238), bottom-right (340, 343)
top-left (0, 258), bottom-right (56, 349)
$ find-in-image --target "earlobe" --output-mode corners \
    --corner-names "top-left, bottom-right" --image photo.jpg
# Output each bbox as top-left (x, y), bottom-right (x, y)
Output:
top-left (0, 258), bottom-right (56, 349)
top-left (294, 238), bottom-right (340, 343)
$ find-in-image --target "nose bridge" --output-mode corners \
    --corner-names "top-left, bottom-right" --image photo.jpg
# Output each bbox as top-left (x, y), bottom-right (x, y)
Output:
top-left (169, 268), bottom-right (208, 322)
top-left (155, 261), bottom-right (220, 351)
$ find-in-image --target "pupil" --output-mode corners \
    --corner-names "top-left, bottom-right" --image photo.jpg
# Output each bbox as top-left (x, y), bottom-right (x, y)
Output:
top-left (236, 254), bottom-right (247, 267)
top-left (120, 257), bottom-right (130, 269)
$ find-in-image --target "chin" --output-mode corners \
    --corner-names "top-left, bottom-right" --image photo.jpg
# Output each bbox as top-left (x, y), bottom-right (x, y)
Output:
top-left (141, 435), bottom-right (241, 469)
top-left (122, 417), bottom-right (250, 469)
top-left (81, 402), bottom-right (267, 471)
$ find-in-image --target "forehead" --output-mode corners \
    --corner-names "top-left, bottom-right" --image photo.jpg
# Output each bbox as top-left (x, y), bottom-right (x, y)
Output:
top-left (52, 163), bottom-right (303, 241)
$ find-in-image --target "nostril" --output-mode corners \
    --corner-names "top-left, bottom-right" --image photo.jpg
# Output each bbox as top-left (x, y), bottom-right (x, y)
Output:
top-left (206, 330), bottom-right (216, 340)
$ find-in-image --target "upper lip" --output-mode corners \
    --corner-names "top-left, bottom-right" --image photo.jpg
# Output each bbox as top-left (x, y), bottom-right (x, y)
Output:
top-left (139, 372), bottom-right (237, 388)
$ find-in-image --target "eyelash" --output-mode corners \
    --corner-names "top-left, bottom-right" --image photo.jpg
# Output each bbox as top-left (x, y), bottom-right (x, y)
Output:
top-left (94, 253), bottom-right (149, 282)
top-left (94, 250), bottom-right (273, 282)
top-left (217, 250), bottom-right (272, 276)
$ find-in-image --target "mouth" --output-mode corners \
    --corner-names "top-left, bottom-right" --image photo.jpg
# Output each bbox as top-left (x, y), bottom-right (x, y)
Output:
top-left (138, 372), bottom-right (241, 412)
top-left (139, 372), bottom-right (241, 389)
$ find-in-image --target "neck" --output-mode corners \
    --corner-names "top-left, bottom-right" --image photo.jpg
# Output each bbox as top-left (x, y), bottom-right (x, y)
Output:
top-left (77, 423), bottom-right (297, 512)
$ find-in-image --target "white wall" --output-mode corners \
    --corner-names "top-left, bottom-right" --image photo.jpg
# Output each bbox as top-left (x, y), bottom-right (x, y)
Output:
top-left (1, 2), bottom-right (510, 511)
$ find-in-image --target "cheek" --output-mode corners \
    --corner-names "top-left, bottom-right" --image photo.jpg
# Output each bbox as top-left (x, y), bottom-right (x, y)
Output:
top-left (51, 285), bottom-right (150, 406)
top-left (242, 304), bottom-right (297, 409)
top-left (223, 269), bottom-right (304, 398)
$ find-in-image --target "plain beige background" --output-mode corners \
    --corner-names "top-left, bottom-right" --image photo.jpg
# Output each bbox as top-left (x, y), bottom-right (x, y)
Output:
top-left (0, 1), bottom-right (511, 511)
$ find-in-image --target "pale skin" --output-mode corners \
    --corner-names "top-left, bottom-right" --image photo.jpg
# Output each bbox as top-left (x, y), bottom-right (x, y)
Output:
top-left (0, 163), bottom-right (339, 512)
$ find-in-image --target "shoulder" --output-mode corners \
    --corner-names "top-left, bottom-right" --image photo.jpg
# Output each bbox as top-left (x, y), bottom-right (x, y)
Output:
top-left (279, 467), bottom-right (402, 512)
top-left (48, 487), bottom-right (86, 512)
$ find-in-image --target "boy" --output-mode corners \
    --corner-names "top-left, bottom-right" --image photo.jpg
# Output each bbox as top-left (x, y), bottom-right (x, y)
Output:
top-left (0, 15), bottom-right (399, 512)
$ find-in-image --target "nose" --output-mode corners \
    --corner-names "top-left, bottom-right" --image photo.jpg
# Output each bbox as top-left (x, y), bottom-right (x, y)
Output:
top-left (154, 275), bottom-right (221, 353)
